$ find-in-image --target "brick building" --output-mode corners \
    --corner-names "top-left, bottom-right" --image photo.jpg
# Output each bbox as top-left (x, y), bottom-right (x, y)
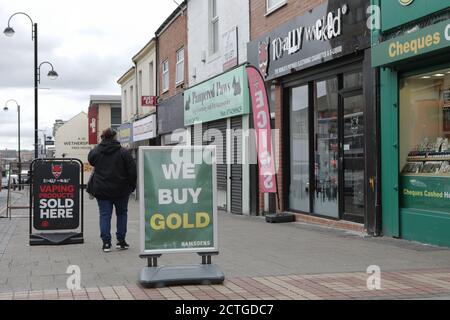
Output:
top-left (155, 1), bottom-right (189, 146)
top-left (248, 0), bottom-right (380, 234)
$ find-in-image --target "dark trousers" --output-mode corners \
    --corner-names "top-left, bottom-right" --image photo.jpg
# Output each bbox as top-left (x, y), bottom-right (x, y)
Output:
top-left (97, 195), bottom-right (129, 243)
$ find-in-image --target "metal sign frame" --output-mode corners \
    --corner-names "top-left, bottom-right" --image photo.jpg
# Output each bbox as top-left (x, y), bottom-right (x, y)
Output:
top-left (29, 158), bottom-right (84, 246)
top-left (138, 146), bottom-right (218, 255)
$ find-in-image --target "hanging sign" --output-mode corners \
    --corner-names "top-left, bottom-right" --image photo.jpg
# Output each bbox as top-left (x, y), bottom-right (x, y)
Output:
top-left (88, 105), bottom-right (98, 145)
top-left (139, 146), bottom-right (218, 254)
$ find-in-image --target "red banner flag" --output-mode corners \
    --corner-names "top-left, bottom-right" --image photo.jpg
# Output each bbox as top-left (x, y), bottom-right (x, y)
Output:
top-left (246, 66), bottom-right (277, 193)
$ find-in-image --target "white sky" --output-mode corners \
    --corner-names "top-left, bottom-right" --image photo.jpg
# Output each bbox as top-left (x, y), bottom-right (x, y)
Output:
top-left (0, 0), bottom-right (178, 151)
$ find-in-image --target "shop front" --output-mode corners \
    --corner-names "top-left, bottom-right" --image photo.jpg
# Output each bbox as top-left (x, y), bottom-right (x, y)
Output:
top-left (373, 2), bottom-right (450, 246)
top-left (184, 65), bottom-right (251, 215)
top-left (248, 0), bottom-right (378, 232)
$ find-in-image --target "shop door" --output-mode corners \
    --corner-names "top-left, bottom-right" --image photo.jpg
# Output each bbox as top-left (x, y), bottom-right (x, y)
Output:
top-left (203, 119), bottom-right (228, 210)
top-left (313, 77), bottom-right (339, 218)
top-left (230, 116), bottom-right (243, 214)
top-left (339, 72), bottom-right (365, 223)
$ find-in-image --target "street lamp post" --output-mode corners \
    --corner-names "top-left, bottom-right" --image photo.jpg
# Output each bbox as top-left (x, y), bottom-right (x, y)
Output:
top-left (3, 99), bottom-right (21, 189)
top-left (4, 12), bottom-right (59, 159)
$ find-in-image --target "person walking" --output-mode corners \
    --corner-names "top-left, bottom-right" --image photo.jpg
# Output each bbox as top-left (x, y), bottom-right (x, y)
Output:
top-left (88, 128), bottom-right (137, 252)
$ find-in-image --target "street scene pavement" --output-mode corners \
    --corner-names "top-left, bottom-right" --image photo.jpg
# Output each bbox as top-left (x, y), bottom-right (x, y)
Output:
top-left (1, 191), bottom-right (450, 300)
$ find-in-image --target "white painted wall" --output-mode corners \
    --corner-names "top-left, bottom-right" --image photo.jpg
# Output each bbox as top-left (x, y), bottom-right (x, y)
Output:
top-left (54, 112), bottom-right (93, 181)
top-left (120, 73), bottom-right (136, 123)
top-left (187, 0), bottom-right (251, 214)
top-left (187, 0), bottom-right (250, 85)
top-left (135, 45), bottom-right (157, 118)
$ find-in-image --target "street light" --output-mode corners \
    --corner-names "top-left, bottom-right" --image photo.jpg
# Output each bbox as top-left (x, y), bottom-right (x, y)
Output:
top-left (3, 99), bottom-right (22, 189)
top-left (4, 12), bottom-right (59, 159)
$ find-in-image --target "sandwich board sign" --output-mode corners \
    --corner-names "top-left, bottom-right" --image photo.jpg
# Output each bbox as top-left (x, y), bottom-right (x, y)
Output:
top-left (30, 158), bottom-right (84, 245)
top-left (139, 146), bottom-right (218, 254)
top-left (138, 146), bottom-right (223, 288)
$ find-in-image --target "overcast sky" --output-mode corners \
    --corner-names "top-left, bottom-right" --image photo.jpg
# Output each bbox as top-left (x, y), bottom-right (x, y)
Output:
top-left (0, 0), bottom-right (177, 151)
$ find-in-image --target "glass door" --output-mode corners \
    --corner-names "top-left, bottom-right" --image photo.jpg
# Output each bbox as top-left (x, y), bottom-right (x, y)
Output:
top-left (341, 72), bottom-right (365, 223)
top-left (314, 77), bottom-right (339, 218)
top-left (289, 85), bottom-right (310, 212)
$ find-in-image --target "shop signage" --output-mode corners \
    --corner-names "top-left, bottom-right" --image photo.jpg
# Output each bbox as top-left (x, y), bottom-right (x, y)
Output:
top-left (133, 114), bottom-right (156, 142)
top-left (141, 96), bottom-right (157, 107)
top-left (381, 1), bottom-right (448, 31)
top-left (401, 175), bottom-right (450, 214)
top-left (118, 123), bottom-right (133, 145)
top-left (246, 66), bottom-right (277, 193)
top-left (372, 20), bottom-right (450, 67)
top-left (247, 0), bottom-right (369, 81)
top-left (139, 146), bottom-right (218, 254)
top-left (88, 105), bottom-right (98, 145)
top-left (184, 65), bottom-right (250, 126)
top-left (157, 93), bottom-right (185, 135)
top-left (222, 26), bottom-right (238, 71)
top-left (33, 161), bottom-right (80, 230)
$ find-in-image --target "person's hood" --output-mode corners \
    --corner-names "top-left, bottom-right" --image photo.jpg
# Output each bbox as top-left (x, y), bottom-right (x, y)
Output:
top-left (98, 139), bottom-right (121, 155)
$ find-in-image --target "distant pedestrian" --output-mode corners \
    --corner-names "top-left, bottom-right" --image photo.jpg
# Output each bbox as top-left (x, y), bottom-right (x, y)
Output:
top-left (88, 128), bottom-right (137, 252)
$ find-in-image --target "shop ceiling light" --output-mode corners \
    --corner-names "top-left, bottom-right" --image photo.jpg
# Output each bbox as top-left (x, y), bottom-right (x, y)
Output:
top-left (433, 74), bottom-right (445, 77)
top-left (421, 76), bottom-right (431, 79)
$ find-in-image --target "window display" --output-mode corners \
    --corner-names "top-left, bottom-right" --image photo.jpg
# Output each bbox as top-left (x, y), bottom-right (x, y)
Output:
top-left (399, 67), bottom-right (450, 214)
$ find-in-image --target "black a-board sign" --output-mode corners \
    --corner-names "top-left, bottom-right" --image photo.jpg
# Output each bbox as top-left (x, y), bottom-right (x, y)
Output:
top-left (30, 159), bottom-right (84, 246)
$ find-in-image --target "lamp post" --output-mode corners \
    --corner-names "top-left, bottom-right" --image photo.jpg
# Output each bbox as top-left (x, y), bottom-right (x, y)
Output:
top-left (4, 12), bottom-right (59, 159)
top-left (3, 99), bottom-right (21, 189)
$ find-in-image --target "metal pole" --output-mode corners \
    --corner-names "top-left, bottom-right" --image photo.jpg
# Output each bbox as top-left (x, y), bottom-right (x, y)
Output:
top-left (18, 105), bottom-right (22, 190)
top-left (34, 23), bottom-right (38, 159)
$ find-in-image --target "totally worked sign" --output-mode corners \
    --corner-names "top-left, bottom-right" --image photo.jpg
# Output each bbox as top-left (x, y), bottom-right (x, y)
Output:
top-left (139, 146), bottom-right (218, 254)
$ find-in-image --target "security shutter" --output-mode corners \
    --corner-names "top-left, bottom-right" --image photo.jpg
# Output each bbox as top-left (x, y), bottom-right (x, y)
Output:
top-left (203, 119), bottom-right (227, 191)
top-left (230, 116), bottom-right (243, 214)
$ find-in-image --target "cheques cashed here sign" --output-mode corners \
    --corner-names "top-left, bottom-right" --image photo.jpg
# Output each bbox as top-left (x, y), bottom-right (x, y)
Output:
top-left (33, 161), bottom-right (80, 230)
top-left (139, 146), bottom-right (218, 254)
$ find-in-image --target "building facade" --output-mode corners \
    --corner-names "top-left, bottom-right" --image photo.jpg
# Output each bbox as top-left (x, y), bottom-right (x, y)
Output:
top-left (156, 2), bottom-right (189, 147)
top-left (248, 0), bottom-right (379, 233)
top-left (372, 1), bottom-right (450, 246)
top-left (186, 0), bottom-right (252, 215)
top-left (54, 112), bottom-right (92, 181)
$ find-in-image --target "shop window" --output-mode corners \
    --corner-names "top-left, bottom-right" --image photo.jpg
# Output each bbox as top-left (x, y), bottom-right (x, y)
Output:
top-left (399, 68), bottom-right (450, 214)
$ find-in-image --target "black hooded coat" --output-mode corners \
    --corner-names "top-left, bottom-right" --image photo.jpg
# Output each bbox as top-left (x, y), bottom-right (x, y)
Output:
top-left (88, 139), bottom-right (137, 200)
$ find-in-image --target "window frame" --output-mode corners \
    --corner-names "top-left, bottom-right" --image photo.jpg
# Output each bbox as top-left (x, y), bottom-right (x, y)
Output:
top-left (209, 0), bottom-right (219, 55)
top-left (176, 47), bottom-right (185, 86)
top-left (162, 59), bottom-right (169, 93)
top-left (266, 0), bottom-right (287, 15)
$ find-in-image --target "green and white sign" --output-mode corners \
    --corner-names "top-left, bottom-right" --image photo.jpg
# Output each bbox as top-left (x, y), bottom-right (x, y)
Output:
top-left (139, 146), bottom-right (218, 254)
top-left (401, 175), bottom-right (450, 214)
top-left (372, 20), bottom-right (450, 67)
top-left (184, 65), bottom-right (250, 126)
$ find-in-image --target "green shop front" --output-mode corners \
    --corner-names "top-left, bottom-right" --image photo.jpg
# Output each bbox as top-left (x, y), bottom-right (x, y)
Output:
top-left (373, 1), bottom-right (450, 246)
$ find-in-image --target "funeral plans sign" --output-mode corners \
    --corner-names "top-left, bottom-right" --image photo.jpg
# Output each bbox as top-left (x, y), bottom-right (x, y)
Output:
top-left (33, 160), bottom-right (80, 230)
top-left (139, 146), bottom-right (218, 254)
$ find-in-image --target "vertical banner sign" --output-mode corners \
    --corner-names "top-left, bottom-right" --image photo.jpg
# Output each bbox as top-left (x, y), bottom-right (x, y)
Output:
top-left (33, 161), bottom-right (80, 230)
top-left (247, 66), bottom-right (277, 193)
top-left (88, 105), bottom-right (98, 145)
top-left (139, 146), bottom-right (218, 254)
